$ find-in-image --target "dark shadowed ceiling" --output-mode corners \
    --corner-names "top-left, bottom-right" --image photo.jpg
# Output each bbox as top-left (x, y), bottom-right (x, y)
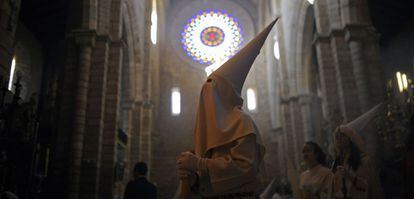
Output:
top-left (368, 0), bottom-right (414, 46)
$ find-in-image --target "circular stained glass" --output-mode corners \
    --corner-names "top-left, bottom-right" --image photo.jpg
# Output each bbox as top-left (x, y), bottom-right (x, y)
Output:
top-left (181, 10), bottom-right (243, 65)
top-left (200, 26), bottom-right (225, 47)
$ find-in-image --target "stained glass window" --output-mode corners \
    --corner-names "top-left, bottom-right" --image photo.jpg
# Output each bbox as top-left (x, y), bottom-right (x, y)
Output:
top-left (181, 10), bottom-right (243, 65)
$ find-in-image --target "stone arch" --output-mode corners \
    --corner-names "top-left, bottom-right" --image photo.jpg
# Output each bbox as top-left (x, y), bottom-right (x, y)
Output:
top-left (295, 1), bottom-right (316, 94)
top-left (292, 1), bottom-right (325, 151)
top-left (120, 1), bottom-right (137, 103)
top-left (13, 24), bottom-right (43, 101)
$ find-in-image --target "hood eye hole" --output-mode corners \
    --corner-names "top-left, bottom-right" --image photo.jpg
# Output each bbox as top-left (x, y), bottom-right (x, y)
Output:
top-left (207, 79), bottom-right (212, 82)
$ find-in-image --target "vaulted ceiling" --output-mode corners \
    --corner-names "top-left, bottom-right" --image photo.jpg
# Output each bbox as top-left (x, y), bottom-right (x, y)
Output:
top-left (19, 0), bottom-right (69, 43)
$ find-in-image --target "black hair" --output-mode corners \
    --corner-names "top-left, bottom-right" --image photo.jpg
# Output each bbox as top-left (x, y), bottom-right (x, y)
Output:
top-left (305, 141), bottom-right (326, 165)
top-left (134, 162), bottom-right (148, 175)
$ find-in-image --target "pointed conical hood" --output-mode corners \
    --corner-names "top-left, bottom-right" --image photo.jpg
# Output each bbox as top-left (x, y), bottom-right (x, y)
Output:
top-left (347, 103), bottom-right (385, 134)
top-left (338, 103), bottom-right (385, 152)
top-left (212, 18), bottom-right (279, 95)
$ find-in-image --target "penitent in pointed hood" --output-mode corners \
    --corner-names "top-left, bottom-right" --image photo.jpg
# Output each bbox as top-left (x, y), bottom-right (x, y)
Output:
top-left (212, 18), bottom-right (279, 95)
top-left (336, 103), bottom-right (385, 152)
top-left (194, 19), bottom-right (278, 158)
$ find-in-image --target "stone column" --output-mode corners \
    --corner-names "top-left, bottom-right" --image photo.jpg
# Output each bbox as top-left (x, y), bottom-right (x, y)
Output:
top-left (129, 101), bottom-right (141, 173)
top-left (299, 94), bottom-right (315, 141)
top-left (345, 25), bottom-right (371, 112)
top-left (120, 101), bottom-right (134, 183)
top-left (363, 27), bottom-right (386, 103)
top-left (298, 94), bottom-right (324, 144)
top-left (289, 97), bottom-right (305, 166)
top-left (68, 29), bottom-right (96, 199)
top-left (138, 0), bottom-right (154, 174)
top-left (99, 40), bottom-right (123, 199)
top-left (280, 98), bottom-right (298, 166)
top-left (79, 35), bottom-right (110, 199)
top-left (330, 30), bottom-right (361, 122)
top-left (314, 35), bottom-right (341, 130)
top-left (139, 101), bottom-right (152, 166)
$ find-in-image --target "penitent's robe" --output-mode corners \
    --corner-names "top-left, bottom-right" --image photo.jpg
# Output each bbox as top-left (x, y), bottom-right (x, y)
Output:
top-left (195, 133), bottom-right (263, 198)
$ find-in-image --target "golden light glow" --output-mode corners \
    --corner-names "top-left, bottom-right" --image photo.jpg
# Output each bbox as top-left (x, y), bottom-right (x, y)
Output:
top-left (396, 72), bottom-right (404, 93)
top-left (402, 73), bottom-right (408, 90)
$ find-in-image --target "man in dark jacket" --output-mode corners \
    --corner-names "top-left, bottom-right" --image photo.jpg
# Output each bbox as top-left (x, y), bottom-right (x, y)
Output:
top-left (124, 162), bottom-right (157, 199)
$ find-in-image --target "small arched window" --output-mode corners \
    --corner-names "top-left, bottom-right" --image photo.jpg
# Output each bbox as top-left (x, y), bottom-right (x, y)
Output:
top-left (273, 40), bottom-right (280, 60)
top-left (8, 57), bottom-right (16, 91)
top-left (247, 88), bottom-right (257, 111)
top-left (171, 87), bottom-right (181, 115)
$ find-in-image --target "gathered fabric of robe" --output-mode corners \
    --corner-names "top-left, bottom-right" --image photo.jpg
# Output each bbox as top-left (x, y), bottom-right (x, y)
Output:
top-left (299, 164), bottom-right (333, 199)
top-left (332, 126), bottom-right (384, 199)
top-left (192, 74), bottom-right (265, 198)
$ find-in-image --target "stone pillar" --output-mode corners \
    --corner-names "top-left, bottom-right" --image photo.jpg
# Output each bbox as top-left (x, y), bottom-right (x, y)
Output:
top-left (281, 99), bottom-right (298, 166)
top-left (314, 35), bottom-right (341, 130)
top-left (330, 30), bottom-right (361, 122)
top-left (345, 25), bottom-right (371, 112)
top-left (120, 101), bottom-right (134, 183)
top-left (298, 94), bottom-right (324, 144)
top-left (299, 94), bottom-right (314, 141)
top-left (139, 0), bottom-right (154, 174)
top-left (67, 29), bottom-right (96, 199)
top-left (139, 101), bottom-right (152, 166)
top-left (50, 39), bottom-right (77, 198)
top-left (99, 40), bottom-right (123, 199)
top-left (79, 35), bottom-right (110, 199)
top-left (363, 27), bottom-right (386, 103)
top-left (289, 97), bottom-right (305, 166)
top-left (129, 102), bottom-right (141, 174)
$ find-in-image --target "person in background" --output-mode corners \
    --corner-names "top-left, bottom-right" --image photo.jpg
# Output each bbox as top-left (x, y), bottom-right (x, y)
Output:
top-left (331, 126), bottom-right (384, 199)
top-left (299, 141), bottom-right (332, 199)
top-left (123, 162), bottom-right (156, 199)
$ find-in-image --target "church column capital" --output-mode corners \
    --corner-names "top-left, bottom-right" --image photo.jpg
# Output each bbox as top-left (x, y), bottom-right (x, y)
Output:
top-left (96, 34), bottom-right (112, 44)
top-left (121, 99), bottom-right (136, 110)
top-left (298, 94), bottom-right (321, 105)
top-left (313, 33), bottom-right (330, 44)
top-left (344, 25), bottom-right (366, 41)
top-left (71, 29), bottom-right (97, 47)
top-left (111, 39), bottom-right (127, 48)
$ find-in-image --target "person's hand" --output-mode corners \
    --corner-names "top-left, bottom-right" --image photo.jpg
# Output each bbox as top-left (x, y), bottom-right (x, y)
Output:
top-left (335, 165), bottom-right (351, 179)
top-left (177, 168), bottom-right (197, 184)
top-left (335, 166), bottom-right (345, 177)
top-left (177, 168), bottom-right (192, 179)
top-left (177, 151), bottom-right (199, 171)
